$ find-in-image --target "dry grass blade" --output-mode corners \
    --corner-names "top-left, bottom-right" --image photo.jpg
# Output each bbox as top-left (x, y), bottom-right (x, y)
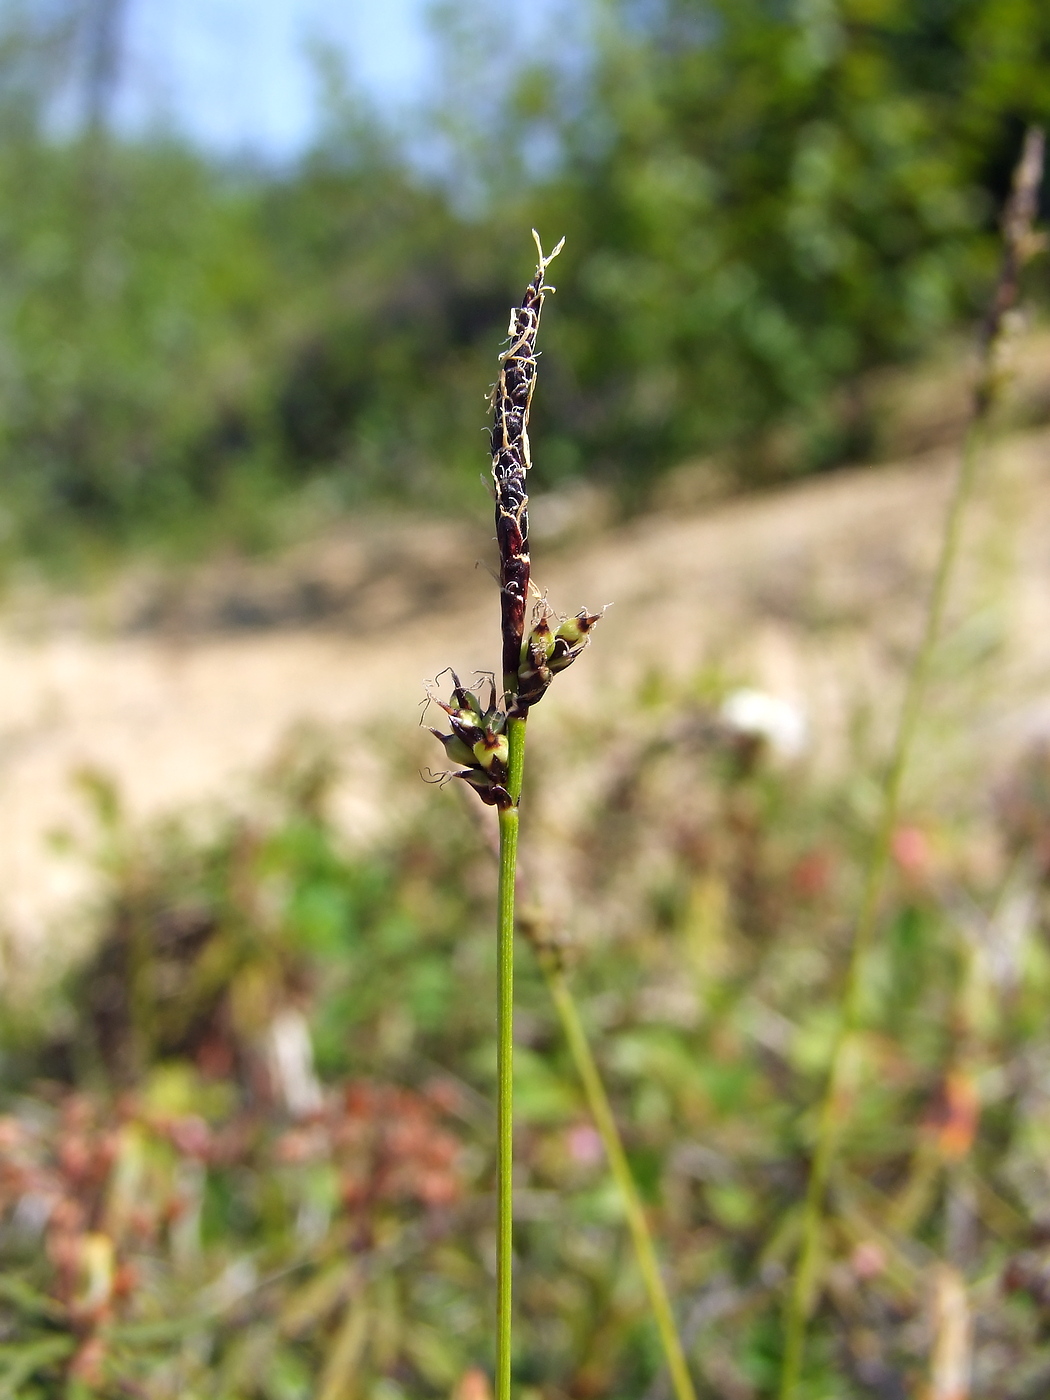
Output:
top-left (778, 124), bottom-right (1047, 1398)
top-left (928, 1265), bottom-right (972, 1400)
top-left (317, 1293), bottom-right (370, 1400)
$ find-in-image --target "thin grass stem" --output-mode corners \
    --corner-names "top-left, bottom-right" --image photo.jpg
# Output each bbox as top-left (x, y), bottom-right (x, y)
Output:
top-left (778, 125), bottom-right (1045, 1399)
top-left (496, 715), bottom-right (527, 1400)
top-left (542, 960), bottom-right (698, 1400)
top-left (778, 421), bottom-right (984, 1398)
top-left (431, 233), bottom-right (593, 1399)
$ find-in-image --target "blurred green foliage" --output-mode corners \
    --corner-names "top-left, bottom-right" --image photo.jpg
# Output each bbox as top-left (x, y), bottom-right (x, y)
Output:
top-left (4, 679), bottom-right (1050, 1395)
top-left (0, 0), bottom-right (1048, 558)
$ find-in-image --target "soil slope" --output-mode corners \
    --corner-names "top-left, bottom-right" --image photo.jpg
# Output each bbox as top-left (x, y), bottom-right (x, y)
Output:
top-left (3, 425), bottom-right (1050, 950)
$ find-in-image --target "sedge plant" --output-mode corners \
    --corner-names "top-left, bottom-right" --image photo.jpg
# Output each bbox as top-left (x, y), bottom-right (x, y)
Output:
top-left (778, 126), bottom-right (1047, 1398)
top-left (428, 232), bottom-right (603, 1400)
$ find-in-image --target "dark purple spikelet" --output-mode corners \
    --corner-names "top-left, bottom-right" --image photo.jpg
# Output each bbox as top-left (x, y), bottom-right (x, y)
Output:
top-left (426, 233), bottom-right (606, 808)
top-left (491, 231), bottom-right (565, 701)
top-left (427, 674), bottom-right (513, 809)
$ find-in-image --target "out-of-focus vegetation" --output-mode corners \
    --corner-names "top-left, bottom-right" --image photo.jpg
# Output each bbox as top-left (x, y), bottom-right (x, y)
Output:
top-left (4, 681), bottom-right (1050, 1396)
top-left (3, 3), bottom-right (1050, 1395)
top-left (0, 0), bottom-right (1048, 564)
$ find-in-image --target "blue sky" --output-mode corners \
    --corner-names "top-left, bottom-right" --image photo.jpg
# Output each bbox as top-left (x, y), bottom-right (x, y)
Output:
top-left (116, 0), bottom-right (434, 155)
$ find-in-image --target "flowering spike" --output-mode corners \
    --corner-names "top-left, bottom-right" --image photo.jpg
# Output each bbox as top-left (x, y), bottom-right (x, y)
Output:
top-left (427, 235), bottom-right (604, 810)
top-left (492, 237), bottom-right (564, 698)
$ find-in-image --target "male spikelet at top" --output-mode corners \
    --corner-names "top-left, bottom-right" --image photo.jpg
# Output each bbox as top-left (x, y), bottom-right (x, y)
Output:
top-left (429, 232), bottom-right (602, 807)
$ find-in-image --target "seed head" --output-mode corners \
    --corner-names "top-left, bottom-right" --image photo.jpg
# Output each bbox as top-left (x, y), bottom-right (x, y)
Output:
top-left (427, 676), bottom-right (514, 810)
top-left (492, 231), bottom-right (565, 700)
top-left (425, 235), bottom-right (606, 809)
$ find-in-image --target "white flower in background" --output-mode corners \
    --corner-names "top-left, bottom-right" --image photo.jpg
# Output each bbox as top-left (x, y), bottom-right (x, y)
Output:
top-left (719, 687), bottom-right (808, 760)
top-left (267, 1007), bottom-right (324, 1118)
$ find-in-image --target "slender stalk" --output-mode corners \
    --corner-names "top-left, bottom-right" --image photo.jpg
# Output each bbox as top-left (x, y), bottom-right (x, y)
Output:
top-left (778, 126), bottom-right (1045, 1399)
top-left (778, 422), bottom-right (984, 1397)
top-left (430, 234), bottom-right (594, 1399)
top-left (496, 715), bottom-right (527, 1400)
top-left (542, 960), bottom-right (698, 1400)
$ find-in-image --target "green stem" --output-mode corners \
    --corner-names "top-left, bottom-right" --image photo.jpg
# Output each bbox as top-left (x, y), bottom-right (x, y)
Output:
top-left (543, 961), bottom-right (698, 1400)
top-left (778, 422), bottom-right (986, 1399)
top-left (496, 715), bottom-right (526, 1400)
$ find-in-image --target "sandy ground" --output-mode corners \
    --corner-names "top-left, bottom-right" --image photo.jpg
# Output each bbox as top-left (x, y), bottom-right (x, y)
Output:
top-left (3, 423), bottom-right (1050, 951)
